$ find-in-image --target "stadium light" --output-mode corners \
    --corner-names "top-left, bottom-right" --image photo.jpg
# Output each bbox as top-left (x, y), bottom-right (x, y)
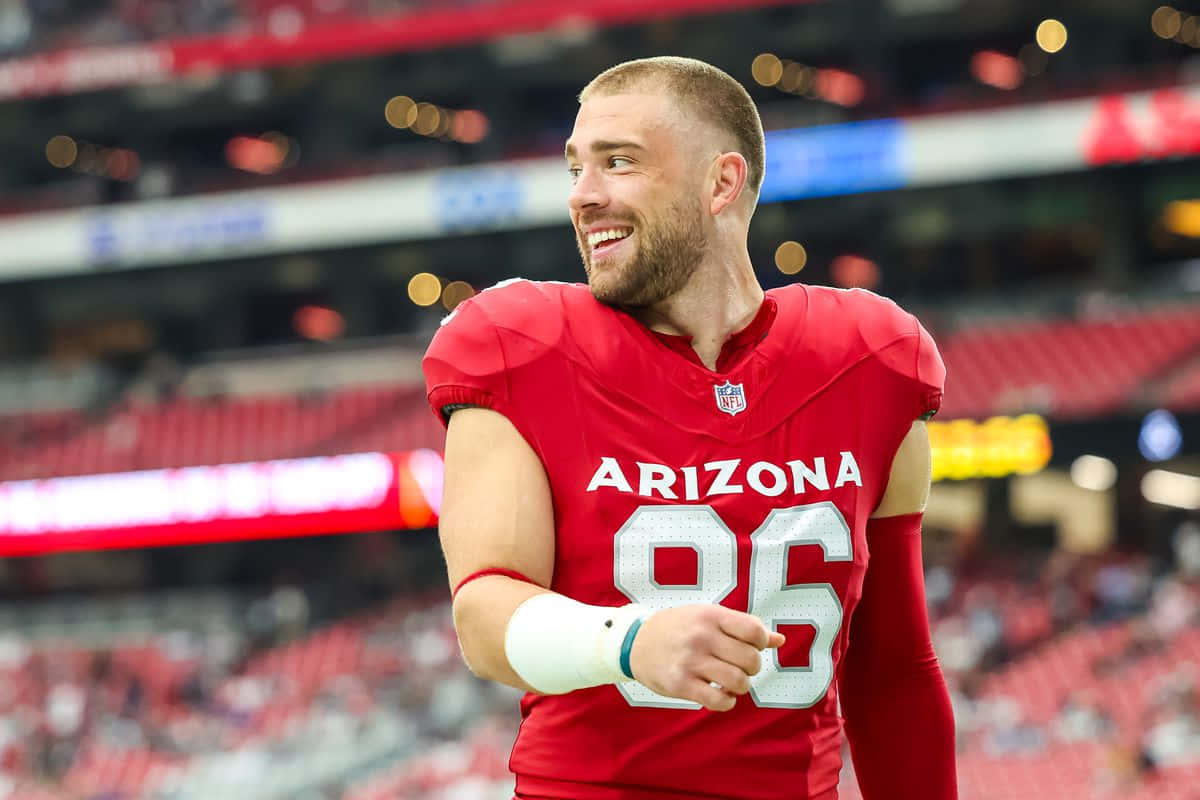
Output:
top-left (226, 135), bottom-right (287, 175)
top-left (441, 281), bottom-right (475, 311)
top-left (1070, 455), bottom-right (1117, 491)
top-left (971, 51), bottom-right (1022, 90)
top-left (831, 254), bottom-right (879, 289)
top-left (1142, 469), bottom-right (1200, 510)
top-left (45, 135), bottom-right (77, 168)
top-left (1036, 19), bottom-right (1068, 53)
top-left (293, 305), bottom-right (345, 341)
top-left (779, 62), bottom-right (812, 94)
top-left (450, 110), bottom-right (489, 143)
top-left (1165, 201), bottom-right (1200, 237)
top-left (1179, 15), bottom-right (1198, 46)
top-left (432, 109), bottom-right (454, 138)
top-left (751, 53), bottom-right (783, 87)
top-left (105, 149), bottom-right (140, 182)
top-left (1139, 408), bottom-right (1183, 461)
top-left (413, 103), bottom-right (441, 136)
top-left (774, 241), bottom-right (807, 275)
top-left (1152, 6), bottom-right (1183, 39)
top-left (385, 95), bottom-right (418, 129)
top-left (815, 69), bottom-right (865, 106)
top-left (388, 96), bottom-right (486, 142)
top-left (408, 272), bottom-right (442, 306)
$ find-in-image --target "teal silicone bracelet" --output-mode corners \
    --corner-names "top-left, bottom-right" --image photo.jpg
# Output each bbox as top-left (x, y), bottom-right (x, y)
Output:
top-left (619, 617), bottom-right (644, 680)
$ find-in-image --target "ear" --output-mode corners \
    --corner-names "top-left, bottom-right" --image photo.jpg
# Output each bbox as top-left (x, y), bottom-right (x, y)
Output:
top-left (709, 151), bottom-right (748, 216)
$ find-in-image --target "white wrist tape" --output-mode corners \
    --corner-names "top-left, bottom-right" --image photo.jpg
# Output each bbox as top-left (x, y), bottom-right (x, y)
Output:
top-left (504, 593), bottom-right (649, 694)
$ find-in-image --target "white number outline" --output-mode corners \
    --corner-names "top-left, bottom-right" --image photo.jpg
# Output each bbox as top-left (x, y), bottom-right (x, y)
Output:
top-left (613, 501), bottom-right (853, 710)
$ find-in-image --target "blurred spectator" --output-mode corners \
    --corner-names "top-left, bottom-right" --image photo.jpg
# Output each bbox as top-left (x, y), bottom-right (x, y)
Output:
top-left (982, 698), bottom-right (1045, 756)
top-left (1142, 706), bottom-right (1200, 768)
top-left (1173, 520), bottom-right (1200, 579)
top-left (1148, 577), bottom-right (1198, 639)
top-left (1055, 689), bottom-right (1113, 743)
top-left (1091, 556), bottom-right (1152, 622)
top-left (1094, 620), bottom-right (1167, 677)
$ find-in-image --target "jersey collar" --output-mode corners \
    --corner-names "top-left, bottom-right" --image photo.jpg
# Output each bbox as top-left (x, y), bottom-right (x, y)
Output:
top-left (649, 295), bottom-right (778, 374)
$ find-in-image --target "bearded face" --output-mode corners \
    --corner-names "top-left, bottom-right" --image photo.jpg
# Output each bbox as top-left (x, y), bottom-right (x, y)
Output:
top-left (577, 193), bottom-right (708, 308)
top-left (565, 92), bottom-right (716, 309)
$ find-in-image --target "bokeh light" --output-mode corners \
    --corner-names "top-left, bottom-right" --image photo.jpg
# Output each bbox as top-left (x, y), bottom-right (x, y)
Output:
top-left (831, 254), bottom-right (880, 288)
top-left (408, 272), bottom-right (442, 306)
top-left (293, 305), bottom-right (345, 341)
top-left (1152, 6), bottom-right (1183, 39)
top-left (971, 51), bottom-right (1022, 90)
top-left (1036, 19), bottom-right (1068, 53)
top-left (45, 135), bottom-right (78, 168)
top-left (105, 148), bottom-right (141, 181)
top-left (779, 62), bottom-right (812, 94)
top-left (1180, 15), bottom-right (1198, 45)
top-left (385, 95), bottom-right (418, 129)
top-left (441, 281), bottom-right (476, 311)
top-left (451, 110), bottom-right (489, 143)
top-left (774, 241), bottom-right (807, 275)
top-left (815, 69), bottom-right (865, 106)
top-left (751, 53), bottom-right (783, 87)
top-left (413, 103), bottom-right (441, 136)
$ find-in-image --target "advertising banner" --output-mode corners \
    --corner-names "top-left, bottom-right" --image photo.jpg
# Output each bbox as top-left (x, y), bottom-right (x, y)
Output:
top-left (0, 450), bottom-right (443, 555)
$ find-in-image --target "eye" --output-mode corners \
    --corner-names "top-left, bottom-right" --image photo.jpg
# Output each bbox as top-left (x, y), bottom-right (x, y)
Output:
top-left (608, 156), bottom-right (633, 169)
top-left (567, 165), bottom-right (582, 182)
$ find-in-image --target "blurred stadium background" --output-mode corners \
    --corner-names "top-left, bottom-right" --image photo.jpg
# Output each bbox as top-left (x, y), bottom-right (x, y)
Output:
top-left (0, 0), bottom-right (1198, 798)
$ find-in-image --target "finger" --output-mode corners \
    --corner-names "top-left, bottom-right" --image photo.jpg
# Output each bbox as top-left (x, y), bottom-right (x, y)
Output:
top-left (767, 631), bottom-right (786, 649)
top-left (702, 659), bottom-right (751, 695)
top-left (711, 636), bottom-right (764, 677)
top-left (688, 678), bottom-right (736, 712)
top-left (716, 609), bottom-right (772, 649)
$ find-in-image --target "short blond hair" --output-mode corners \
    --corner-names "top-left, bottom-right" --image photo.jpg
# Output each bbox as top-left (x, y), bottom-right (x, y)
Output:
top-left (579, 56), bottom-right (766, 196)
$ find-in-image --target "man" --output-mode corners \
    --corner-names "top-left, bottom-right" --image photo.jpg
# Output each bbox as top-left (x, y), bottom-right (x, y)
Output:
top-left (423, 57), bottom-right (957, 799)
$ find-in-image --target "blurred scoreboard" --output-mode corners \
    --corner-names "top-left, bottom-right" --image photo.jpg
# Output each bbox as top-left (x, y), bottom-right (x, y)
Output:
top-left (929, 415), bottom-right (1052, 482)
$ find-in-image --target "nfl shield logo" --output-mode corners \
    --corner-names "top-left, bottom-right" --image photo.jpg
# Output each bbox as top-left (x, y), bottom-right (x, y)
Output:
top-left (713, 381), bottom-right (747, 417)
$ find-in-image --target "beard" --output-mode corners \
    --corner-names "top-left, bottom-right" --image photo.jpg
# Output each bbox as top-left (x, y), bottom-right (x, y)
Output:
top-left (578, 195), bottom-right (708, 309)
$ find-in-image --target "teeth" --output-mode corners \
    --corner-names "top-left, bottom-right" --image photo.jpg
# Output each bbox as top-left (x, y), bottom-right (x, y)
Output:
top-left (586, 229), bottom-right (631, 248)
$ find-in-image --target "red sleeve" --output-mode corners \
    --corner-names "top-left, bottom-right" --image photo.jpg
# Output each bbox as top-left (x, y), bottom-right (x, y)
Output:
top-left (839, 512), bottom-right (957, 799)
top-left (421, 295), bottom-right (510, 427)
top-left (843, 289), bottom-right (945, 421)
top-left (913, 316), bottom-right (944, 419)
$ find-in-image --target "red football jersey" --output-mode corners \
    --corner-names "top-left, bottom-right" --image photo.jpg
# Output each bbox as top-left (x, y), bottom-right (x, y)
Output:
top-left (423, 279), bottom-right (944, 800)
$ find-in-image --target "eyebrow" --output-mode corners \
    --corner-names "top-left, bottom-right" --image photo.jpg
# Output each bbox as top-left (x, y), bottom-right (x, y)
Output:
top-left (564, 140), bottom-right (647, 159)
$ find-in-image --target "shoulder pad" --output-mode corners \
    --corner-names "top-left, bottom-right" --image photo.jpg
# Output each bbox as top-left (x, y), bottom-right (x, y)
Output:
top-left (807, 286), bottom-right (945, 416)
top-left (422, 280), bottom-right (585, 425)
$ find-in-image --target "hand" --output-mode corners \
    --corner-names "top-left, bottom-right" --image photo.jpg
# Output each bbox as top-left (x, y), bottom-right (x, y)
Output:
top-left (628, 604), bottom-right (785, 712)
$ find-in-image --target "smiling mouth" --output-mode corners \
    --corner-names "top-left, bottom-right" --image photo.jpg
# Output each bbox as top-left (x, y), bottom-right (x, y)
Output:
top-left (587, 230), bottom-right (634, 259)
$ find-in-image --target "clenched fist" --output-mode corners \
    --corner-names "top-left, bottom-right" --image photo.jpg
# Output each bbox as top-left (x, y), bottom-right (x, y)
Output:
top-left (628, 604), bottom-right (786, 711)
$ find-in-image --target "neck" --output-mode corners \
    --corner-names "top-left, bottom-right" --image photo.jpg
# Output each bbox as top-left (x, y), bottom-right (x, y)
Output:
top-left (628, 245), bottom-right (764, 370)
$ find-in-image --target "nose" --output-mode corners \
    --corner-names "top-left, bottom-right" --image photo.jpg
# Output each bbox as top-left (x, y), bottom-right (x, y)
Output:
top-left (568, 166), bottom-right (608, 215)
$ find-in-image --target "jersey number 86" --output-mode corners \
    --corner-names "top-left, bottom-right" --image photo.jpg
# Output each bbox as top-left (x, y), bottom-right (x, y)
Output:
top-left (614, 501), bottom-right (851, 710)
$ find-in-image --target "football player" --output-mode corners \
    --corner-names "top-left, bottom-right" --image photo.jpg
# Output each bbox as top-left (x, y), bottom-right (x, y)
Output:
top-left (424, 56), bottom-right (957, 799)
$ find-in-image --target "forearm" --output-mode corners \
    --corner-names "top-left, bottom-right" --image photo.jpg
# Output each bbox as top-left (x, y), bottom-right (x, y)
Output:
top-left (452, 575), bottom-right (550, 691)
top-left (840, 510), bottom-right (957, 799)
top-left (842, 658), bottom-right (957, 799)
top-left (453, 574), bottom-right (649, 696)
